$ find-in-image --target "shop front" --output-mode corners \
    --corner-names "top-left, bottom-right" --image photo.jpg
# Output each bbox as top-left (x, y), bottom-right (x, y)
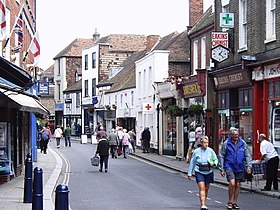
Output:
top-left (212, 66), bottom-right (253, 155)
top-left (252, 63), bottom-right (280, 158)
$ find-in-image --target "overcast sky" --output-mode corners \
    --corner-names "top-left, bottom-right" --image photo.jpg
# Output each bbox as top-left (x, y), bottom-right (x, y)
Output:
top-left (36, 0), bottom-right (212, 70)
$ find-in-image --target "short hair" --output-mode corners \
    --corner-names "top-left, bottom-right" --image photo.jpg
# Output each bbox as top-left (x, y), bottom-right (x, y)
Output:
top-left (259, 133), bottom-right (266, 139)
top-left (230, 128), bottom-right (238, 134)
top-left (200, 135), bottom-right (209, 142)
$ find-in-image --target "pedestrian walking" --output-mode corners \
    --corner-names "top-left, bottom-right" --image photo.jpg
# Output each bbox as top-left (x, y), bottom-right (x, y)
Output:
top-left (95, 133), bottom-right (109, 173)
top-left (107, 129), bottom-right (119, 158)
top-left (64, 124), bottom-right (72, 147)
top-left (187, 126), bottom-right (196, 163)
top-left (121, 129), bottom-right (130, 158)
top-left (258, 133), bottom-right (279, 191)
top-left (40, 127), bottom-right (50, 154)
top-left (141, 127), bottom-right (151, 153)
top-left (219, 128), bottom-right (252, 209)
top-left (54, 125), bottom-right (63, 148)
top-left (188, 136), bottom-right (218, 210)
top-left (128, 128), bottom-right (136, 153)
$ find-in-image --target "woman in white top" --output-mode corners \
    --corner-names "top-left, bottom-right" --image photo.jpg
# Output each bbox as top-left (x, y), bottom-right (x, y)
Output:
top-left (54, 125), bottom-right (63, 148)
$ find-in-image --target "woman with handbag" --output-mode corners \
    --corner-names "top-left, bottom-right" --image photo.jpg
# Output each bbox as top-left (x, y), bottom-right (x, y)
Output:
top-left (187, 136), bottom-right (218, 210)
top-left (96, 133), bottom-right (110, 173)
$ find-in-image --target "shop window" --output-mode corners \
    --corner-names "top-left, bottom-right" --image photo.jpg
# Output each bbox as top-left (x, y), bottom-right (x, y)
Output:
top-left (239, 88), bottom-right (252, 107)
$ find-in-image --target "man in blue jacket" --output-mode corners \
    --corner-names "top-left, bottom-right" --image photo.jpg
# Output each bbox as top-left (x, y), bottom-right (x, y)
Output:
top-left (219, 128), bottom-right (252, 209)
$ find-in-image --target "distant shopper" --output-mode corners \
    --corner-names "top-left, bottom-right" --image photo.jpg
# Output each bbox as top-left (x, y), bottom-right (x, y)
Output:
top-left (64, 124), bottom-right (72, 147)
top-left (40, 127), bottom-right (50, 154)
top-left (187, 127), bottom-right (196, 163)
top-left (121, 129), bottom-right (130, 158)
top-left (194, 126), bottom-right (203, 148)
top-left (188, 136), bottom-right (218, 210)
top-left (128, 128), bottom-right (136, 153)
top-left (219, 128), bottom-right (252, 209)
top-left (96, 133), bottom-right (110, 173)
top-left (107, 129), bottom-right (119, 158)
top-left (141, 127), bottom-right (151, 153)
top-left (259, 133), bottom-right (279, 191)
top-left (54, 125), bottom-right (63, 148)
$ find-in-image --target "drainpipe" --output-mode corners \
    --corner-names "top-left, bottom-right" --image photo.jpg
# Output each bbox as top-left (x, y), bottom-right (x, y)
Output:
top-left (156, 103), bottom-right (160, 155)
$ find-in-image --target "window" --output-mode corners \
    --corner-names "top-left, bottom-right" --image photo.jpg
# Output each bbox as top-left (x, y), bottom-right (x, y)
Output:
top-left (138, 72), bottom-right (141, 97)
top-left (120, 94), bottom-right (123, 108)
top-left (85, 54), bottom-right (88, 70)
top-left (57, 83), bottom-right (61, 101)
top-left (193, 40), bottom-right (198, 75)
top-left (222, 1), bottom-right (230, 32)
top-left (115, 94), bottom-right (117, 105)
top-left (265, 0), bottom-right (276, 42)
top-left (131, 91), bottom-right (134, 107)
top-left (84, 80), bottom-right (88, 97)
top-left (92, 52), bottom-right (96, 68)
top-left (58, 59), bottom-right (61, 75)
top-left (149, 66), bottom-right (152, 94)
top-left (201, 37), bottom-right (206, 69)
top-left (239, 0), bottom-right (247, 50)
top-left (92, 78), bottom-right (96, 96)
top-left (143, 69), bottom-right (146, 94)
top-left (76, 93), bottom-right (80, 107)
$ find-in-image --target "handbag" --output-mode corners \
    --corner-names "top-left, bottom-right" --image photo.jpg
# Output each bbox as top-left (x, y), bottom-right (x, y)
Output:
top-left (117, 146), bottom-right (123, 156)
top-left (197, 163), bottom-right (211, 171)
top-left (91, 154), bottom-right (99, 166)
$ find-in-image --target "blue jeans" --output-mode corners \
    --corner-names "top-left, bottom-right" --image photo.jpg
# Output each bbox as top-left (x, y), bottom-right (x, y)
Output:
top-left (65, 136), bottom-right (71, 147)
top-left (100, 155), bottom-right (109, 170)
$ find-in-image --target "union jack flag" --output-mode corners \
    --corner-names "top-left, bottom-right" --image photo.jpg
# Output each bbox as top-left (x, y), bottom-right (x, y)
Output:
top-left (13, 14), bottom-right (23, 53)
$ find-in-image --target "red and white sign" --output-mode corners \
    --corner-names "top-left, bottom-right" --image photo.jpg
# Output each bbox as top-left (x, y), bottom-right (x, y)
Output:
top-left (143, 103), bottom-right (153, 112)
top-left (212, 32), bottom-right (228, 48)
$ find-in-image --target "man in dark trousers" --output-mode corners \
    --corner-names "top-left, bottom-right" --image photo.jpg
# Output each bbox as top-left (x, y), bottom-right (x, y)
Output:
top-left (259, 133), bottom-right (279, 191)
top-left (141, 127), bottom-right (151, 153)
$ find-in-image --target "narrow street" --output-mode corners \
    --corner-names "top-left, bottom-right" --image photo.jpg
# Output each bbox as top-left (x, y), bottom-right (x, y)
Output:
top-left (52, 140), bottom-right (280, 210)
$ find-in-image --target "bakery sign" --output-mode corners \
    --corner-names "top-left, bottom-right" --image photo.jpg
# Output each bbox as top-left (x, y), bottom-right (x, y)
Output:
top-left (182, 83), bottom-right (202, 98)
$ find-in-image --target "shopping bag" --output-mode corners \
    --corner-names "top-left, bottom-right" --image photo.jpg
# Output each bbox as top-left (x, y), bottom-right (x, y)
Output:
top-left (117, 146), bottom-right (123, 156)
top-left (128, 142), bottom-right (133, 154)
top-left (91, 154), bottom-right (99, 166)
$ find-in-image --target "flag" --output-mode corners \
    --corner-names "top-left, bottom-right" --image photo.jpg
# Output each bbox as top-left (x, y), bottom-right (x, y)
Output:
top-left (0, 0), bottom-right (6, 41)
top-left (29, 31), bottom-right (40, 65)
top-left (13, 14), bottom-right (23, 53)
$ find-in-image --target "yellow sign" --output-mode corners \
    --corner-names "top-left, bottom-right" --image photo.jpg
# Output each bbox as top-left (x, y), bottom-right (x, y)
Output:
top-left (183, 83), bottom-right (201, 96)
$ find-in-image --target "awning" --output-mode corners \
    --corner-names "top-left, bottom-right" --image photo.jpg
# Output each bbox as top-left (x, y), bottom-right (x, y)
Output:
top-left (0, 56), bottom-right (34, 90)
top-left (0, 88), bottom-right (49, 115)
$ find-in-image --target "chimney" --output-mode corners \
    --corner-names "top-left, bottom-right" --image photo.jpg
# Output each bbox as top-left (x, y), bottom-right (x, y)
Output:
top-left (189, 0), bottom-right (203, 26)
top-left (145, 35), bottom-right (160, 51)
top-left (92, 28), bottom-right (100, 41)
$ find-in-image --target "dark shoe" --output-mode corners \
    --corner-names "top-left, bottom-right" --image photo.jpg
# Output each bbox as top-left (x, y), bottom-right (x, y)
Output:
top-left (227, 203), bottom-right (233, 209)
top-left (124, 157), bottom-right (127, 159)
top-left (261, 188), bottom-right (271, 191)
top-left (99, 169), bottom-right (102, 172)
top-left (142, 151), bottom-right (146, 153)
top-left (44, 152), bottom-right (47, 154)
top-left (232, 203), bottom-right (240, 209)
top-left (105, 169), bottom-right (108, 173)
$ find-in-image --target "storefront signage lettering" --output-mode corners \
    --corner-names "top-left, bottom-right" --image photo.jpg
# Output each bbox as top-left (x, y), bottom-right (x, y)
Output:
top-left (183, 83), bottom-right (201, 96)
top-left (217, 73), bottom-right (243, 85)
top-left (264, 64), bottom-right (280, 79)
top-left (212, 32), bottom-right (229, 48)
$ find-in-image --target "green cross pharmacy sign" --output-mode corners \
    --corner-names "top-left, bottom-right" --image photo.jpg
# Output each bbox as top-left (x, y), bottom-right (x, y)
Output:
top-left (220, 13), bottom-right (234, 28)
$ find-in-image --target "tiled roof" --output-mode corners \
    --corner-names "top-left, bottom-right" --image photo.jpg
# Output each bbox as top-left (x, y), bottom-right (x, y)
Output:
top-left (96, 34), bottom-right (147, 52)
top-left (188, 6), bottom-right (214, 36)
top-left (63, 79), bottom-right (82, 92)
top-left (41, 64), bottom-right (54, 78)
top-left (153, 31), bottom-right (190, 62)
top-left (53, 38), bottom-right (95, 59)
top-left (104, 51), bottom-right (147, 94)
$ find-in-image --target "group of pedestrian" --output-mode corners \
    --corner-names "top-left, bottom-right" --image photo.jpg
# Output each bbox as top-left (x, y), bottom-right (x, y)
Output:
top-left (188, 127), bottom-right (279, 210)
top-left (95, 125), bottom-right (137, 173)
top-left (186, 125), bottom-right (203, 163)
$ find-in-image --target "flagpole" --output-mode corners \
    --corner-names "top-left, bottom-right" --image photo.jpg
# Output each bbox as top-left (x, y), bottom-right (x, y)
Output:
top-left (3, 3), bottom-right (24, 49)
top-left (22, 30), bottom-right (36, 63)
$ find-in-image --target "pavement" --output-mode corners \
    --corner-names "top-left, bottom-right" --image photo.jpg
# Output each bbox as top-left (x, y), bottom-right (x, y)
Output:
top-left (0, 138), bottom-right (279, 210)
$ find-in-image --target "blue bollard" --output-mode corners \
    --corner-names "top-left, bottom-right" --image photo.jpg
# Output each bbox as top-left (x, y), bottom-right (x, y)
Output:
top-left (55, 184), bottom-right (69, 210)
top-left (32, 167), bottom-right (43, 210)
top-left (23, 153), bottom-right (33, 203)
